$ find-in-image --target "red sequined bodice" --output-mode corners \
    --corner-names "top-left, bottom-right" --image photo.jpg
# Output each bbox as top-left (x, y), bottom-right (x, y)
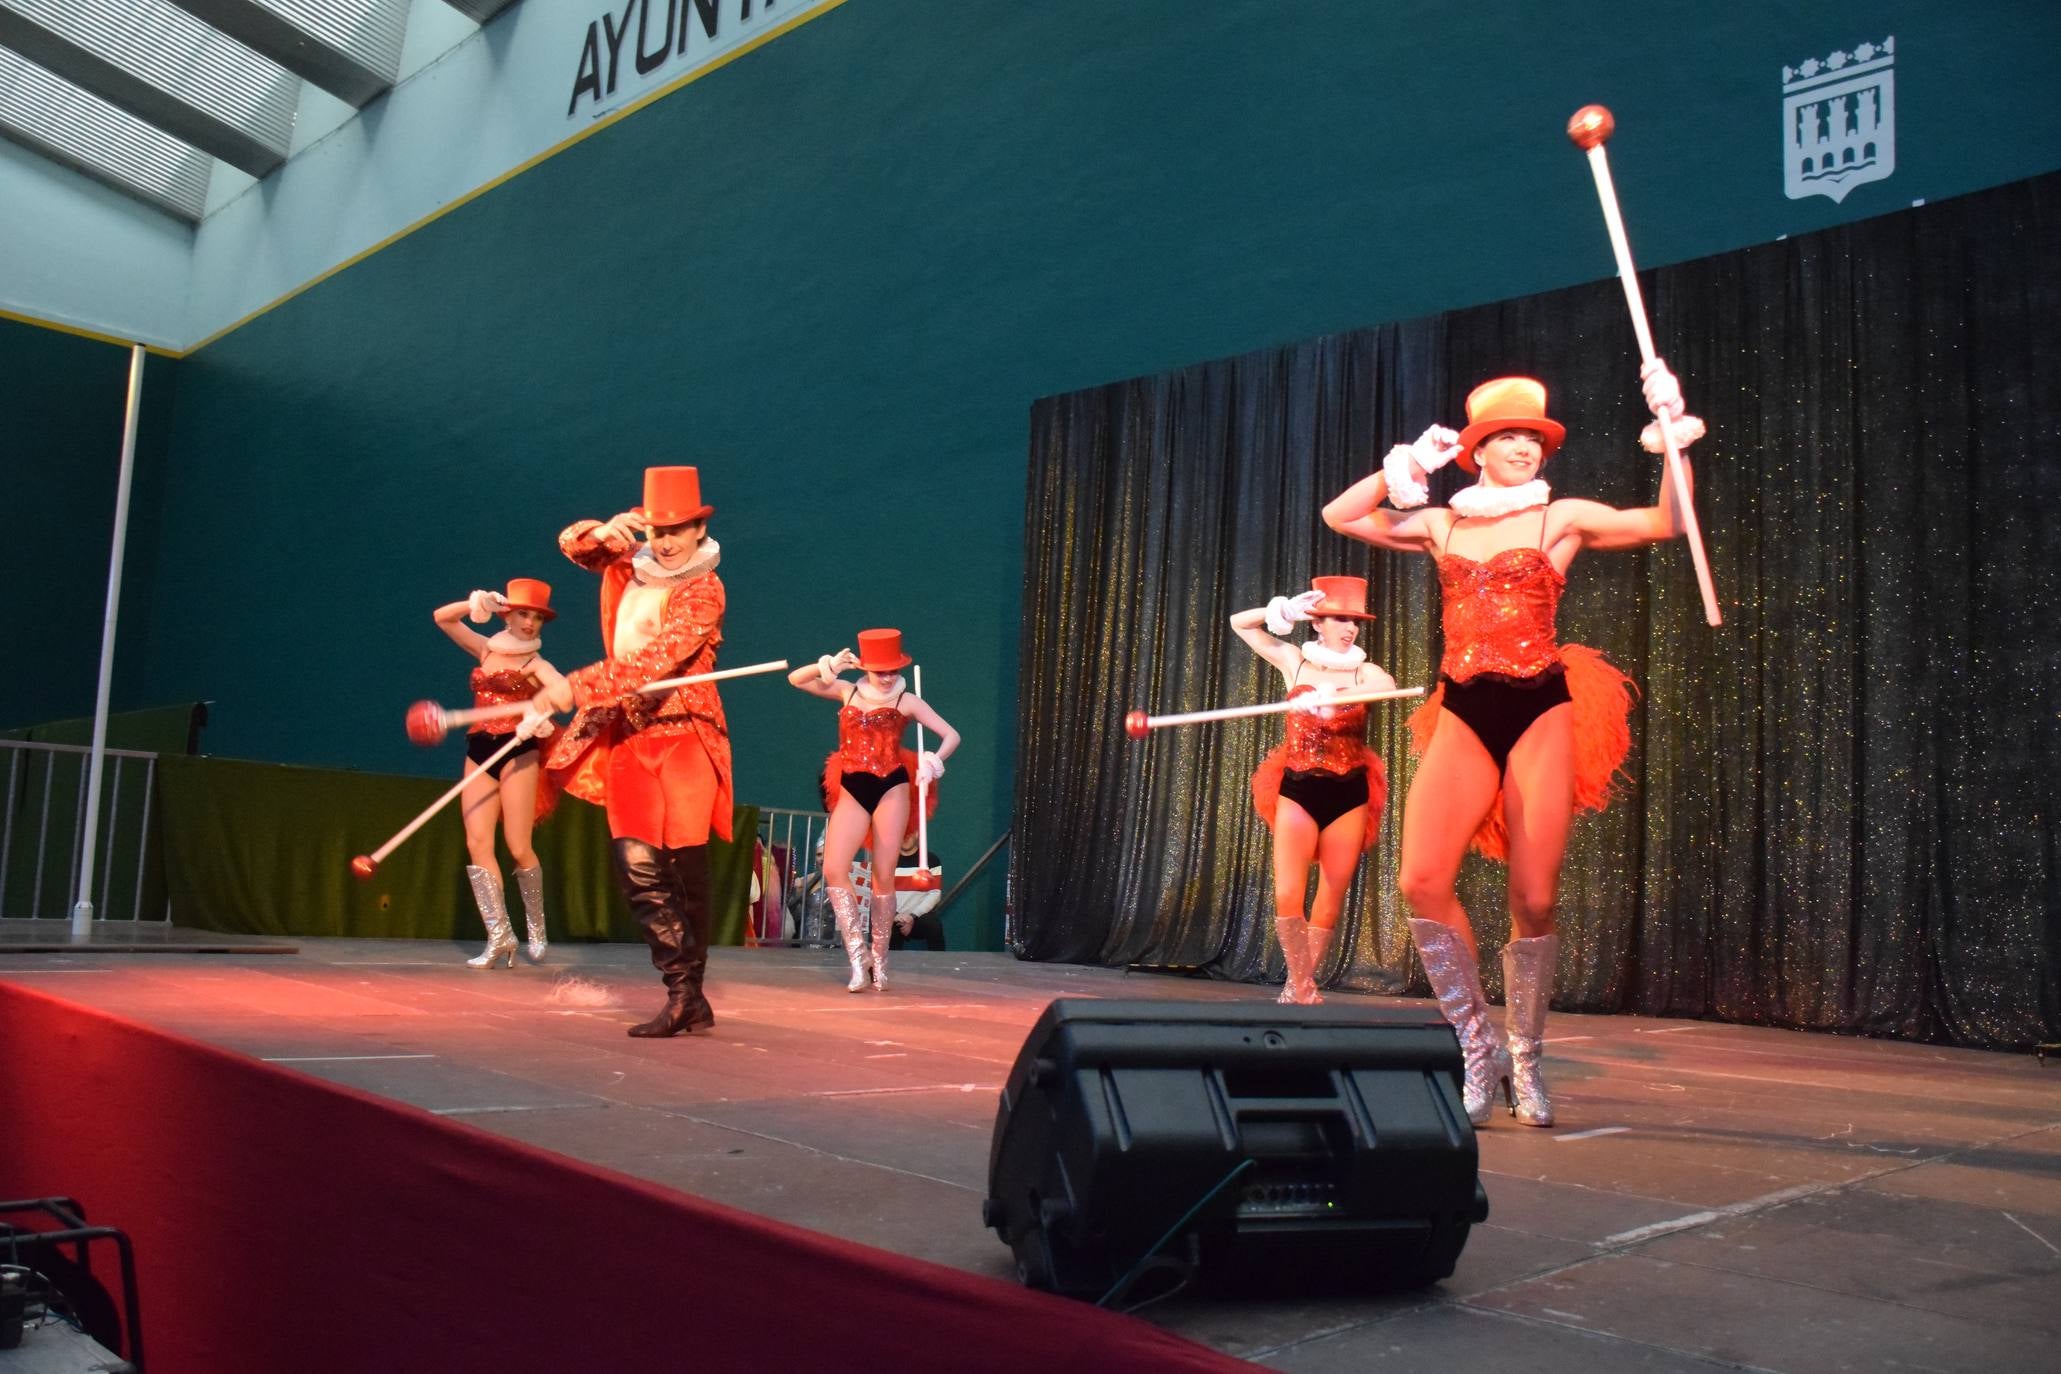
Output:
top-left (1437, 548), bottom-right (1564, 682)
top-left (1282, 683), bottom-right (1369, 774)
top-left (837, 695), bottom-right (907, 775)
top-left (470, 664), bottom-right (541, 736)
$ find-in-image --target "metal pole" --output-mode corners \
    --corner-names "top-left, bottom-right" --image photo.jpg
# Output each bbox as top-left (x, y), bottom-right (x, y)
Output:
top-left (99, 759), bottom-right (123, 921)
top-left (33, 760), bottom-right (54, 918)
top-left (132, 757), bottom-right (155, 922)
top-left (937, 829), bottom-right (1011, 916)
top-left (913, 663), bottom-right (929, 872)
top-left (0, 748), bottom-right (19, 916)
top-left (72, 344), bottom-right (146, 943)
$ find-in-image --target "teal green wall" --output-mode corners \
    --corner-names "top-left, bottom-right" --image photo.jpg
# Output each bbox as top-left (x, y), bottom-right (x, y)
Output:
top-left (41, 0), bottom-right (2061, 948)
top-left (1, 319), bottom-right (179, 731)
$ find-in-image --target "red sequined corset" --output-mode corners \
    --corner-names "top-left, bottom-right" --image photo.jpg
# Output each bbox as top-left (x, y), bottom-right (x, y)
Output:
top-left (1437, 548), bottom-right (1565, 682)
top-left (1281, 684), bottom-right (1369, 774)
top-left (470, 665), bottom-right (541, 735)
top-left (837, 698), bottom-right (907, 775)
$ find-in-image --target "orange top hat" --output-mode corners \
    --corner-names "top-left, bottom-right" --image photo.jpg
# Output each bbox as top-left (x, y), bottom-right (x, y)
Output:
top-left (637, 466), bottom-right (716, 526)
top-left (855, 628), bottom-right (912, 672)
top-left (501, 577), bottom-right (555, 620)
top-left (1308, 575), bottom-right (1376, 620)
top-left (1454, 377), bottom-right (1566, 474)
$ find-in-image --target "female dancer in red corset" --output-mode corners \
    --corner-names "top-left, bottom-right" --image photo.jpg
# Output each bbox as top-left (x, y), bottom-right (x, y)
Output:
top-left (788, 630), bottom-right (960, 992)
top-left (1323, 367), bottom-right (1700, 1126)
top-left (431, 579), bottom-right (563, 968)
top-left (1230, 576), bottom-right (1393, 1004)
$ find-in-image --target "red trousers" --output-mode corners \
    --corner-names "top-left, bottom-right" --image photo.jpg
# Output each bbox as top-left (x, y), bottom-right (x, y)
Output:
top-left (605, 731), bottom-right (719, 849)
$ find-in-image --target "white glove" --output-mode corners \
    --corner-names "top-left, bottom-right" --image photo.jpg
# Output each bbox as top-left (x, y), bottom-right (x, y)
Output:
top-left (1640, 359), bottom-right (1685, 420)
top-left (817, 654), bottom-right (840, 683)
top-left (514, 704), bottom-right (555, 741)
top-left (1382, 444), bottom-right (1430, 509)
top-left (1289, 684), bottom-right (1338, 715)
top-left (1411, 424), bottom-right (1463, 471)
top-left (467, 589), bottom-right (509, 623)
top-left (1264, 588), bottom-right (1326, 636)
top-left (1639, 413), bottom-right (1706, 454)
top-left (1637, 358), bottom-right (1704, 453)
top-left (916, 751), bottom-right (945, 786)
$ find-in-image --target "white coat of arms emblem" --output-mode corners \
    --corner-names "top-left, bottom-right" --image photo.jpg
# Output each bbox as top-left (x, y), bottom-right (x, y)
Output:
top-left (1783, 38), bottom-right (1895, 203)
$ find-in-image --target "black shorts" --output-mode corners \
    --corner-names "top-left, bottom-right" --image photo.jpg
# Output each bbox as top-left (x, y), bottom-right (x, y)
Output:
top-left (467, 731), bottom-right (540, 780)
top-left (842, 765), bottom-right (911, 814)
top-left (1439, 667), bottom-right (1572, 773)
top-left (1278, 766), bottom-right (1369, 831)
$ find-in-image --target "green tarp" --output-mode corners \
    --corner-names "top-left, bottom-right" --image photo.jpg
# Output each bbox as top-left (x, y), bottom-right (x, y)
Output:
top-left (1, 702), bottom-right (207, 753)
top-left (155, 754), bottom-right (759, 944)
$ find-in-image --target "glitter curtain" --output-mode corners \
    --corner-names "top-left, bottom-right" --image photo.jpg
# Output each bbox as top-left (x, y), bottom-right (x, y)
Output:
top-left (1012, 173), bottom-right (2061, 1051)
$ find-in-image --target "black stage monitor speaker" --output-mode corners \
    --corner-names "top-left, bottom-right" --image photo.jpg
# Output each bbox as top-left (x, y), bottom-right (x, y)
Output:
top-left (984, 999), bottom-right (1488, 1301)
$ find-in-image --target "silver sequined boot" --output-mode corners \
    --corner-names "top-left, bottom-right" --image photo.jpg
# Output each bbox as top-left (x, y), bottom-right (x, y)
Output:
top-left (1275, 915), bottom-right (1315, 1004)
top-left (465, 865), bottom-right (518, 969)
top-left (828, 886), bottom-right (869, 992)
top-left (1408, 918), bottom-right (1511, 1125)
top-left (868, 891), bottom-right (896, 992)
top-left (1304, 922), bottom-right (1336, 1004)
top-left (513, 864), bottom-right (548, 962)
top-left (1502, 933), bottom-right (1558, 1127)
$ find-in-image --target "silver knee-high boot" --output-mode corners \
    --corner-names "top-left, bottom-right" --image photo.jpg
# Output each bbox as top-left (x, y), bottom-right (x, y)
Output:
top-left (1303, 922), bottom-right (1336, 1004)
top-left (828, 886), bottom-right (869, 992)
top-left (1275, 916), bottom-right (1314, 1004)
top-left (868, 891), bottom-right (896, 991)
top-left (465, 865), bottom-right (517, 969)
top-left (1408, 918), bottom-right (1511, 1125)
top-left (513, 864), bottom-right (548, 962)
top-left (1502, 933), bottom-right (1559, 1127)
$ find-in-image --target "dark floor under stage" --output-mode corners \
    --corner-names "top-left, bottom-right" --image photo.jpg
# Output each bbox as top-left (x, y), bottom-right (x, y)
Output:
top-left (5, 934), bottom-right (2058, 1372)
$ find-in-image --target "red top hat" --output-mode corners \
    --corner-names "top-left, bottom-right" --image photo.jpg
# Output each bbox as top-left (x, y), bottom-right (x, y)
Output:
top-left (500, 577), bottom-right (555, 620)
top-left (637, 466), bottom-right (716, 526)
top-left (1308, 575), bottom-right (1376, 621)
top-left (855, 628), bottom-right (912, 672)
top-left (1454, 377), bottom-right (1567, 474)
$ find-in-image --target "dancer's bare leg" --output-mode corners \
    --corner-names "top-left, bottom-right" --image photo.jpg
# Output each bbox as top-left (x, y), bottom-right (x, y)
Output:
top-left (1270, 803), bottom-right (1318, 922)
top-left (866, 785), bottom-right (911, 988)
top-left (1308, 807), bottom-right (1367, 931)
top-left (496, 756), bottom-right (541, 871)
top-left (1501, 705), bottom-right (1576, 939)
top-left (1396, 718), bottom-right (1500, 955)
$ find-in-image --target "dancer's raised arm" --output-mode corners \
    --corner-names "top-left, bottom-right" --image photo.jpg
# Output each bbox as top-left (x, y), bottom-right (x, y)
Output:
top-left (1323, 425), bottom-right (1465, 550)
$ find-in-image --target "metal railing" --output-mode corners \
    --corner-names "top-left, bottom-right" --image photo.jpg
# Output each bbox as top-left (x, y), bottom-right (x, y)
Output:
top-left (750, 804), bottom-right (831, 947)
top-left (0, 738), bottom-right (165, 922)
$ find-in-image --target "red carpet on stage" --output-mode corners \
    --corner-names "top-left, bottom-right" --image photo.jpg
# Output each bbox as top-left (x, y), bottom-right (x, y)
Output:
top-left (0, 982), bottom-right (1250, 1374)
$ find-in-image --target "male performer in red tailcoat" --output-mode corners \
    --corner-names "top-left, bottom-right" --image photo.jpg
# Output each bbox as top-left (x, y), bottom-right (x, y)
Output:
top-left (535, 466), bottom-right (731, 1037)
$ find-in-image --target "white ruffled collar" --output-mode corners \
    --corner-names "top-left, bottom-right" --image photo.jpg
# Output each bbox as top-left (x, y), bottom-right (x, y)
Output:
top-left (632, 536), bottom-right (720, 586)
top-left (1449, 479), bottom-right (1550, 520)
top-left (484, 631), bottom-right (540, 656)
top-left (847, 674), bottom-right (907, 706)
top-left (1299, 641), bottom-right (1366, 670)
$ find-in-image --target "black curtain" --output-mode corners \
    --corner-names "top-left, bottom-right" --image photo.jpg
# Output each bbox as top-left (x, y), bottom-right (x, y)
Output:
top-left (1014, 173), bottom-right (2061, 1051)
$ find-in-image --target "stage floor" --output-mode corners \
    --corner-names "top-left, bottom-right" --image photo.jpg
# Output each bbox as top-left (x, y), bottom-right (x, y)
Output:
top-left (4, 934), bottom-right (2057, 1372)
